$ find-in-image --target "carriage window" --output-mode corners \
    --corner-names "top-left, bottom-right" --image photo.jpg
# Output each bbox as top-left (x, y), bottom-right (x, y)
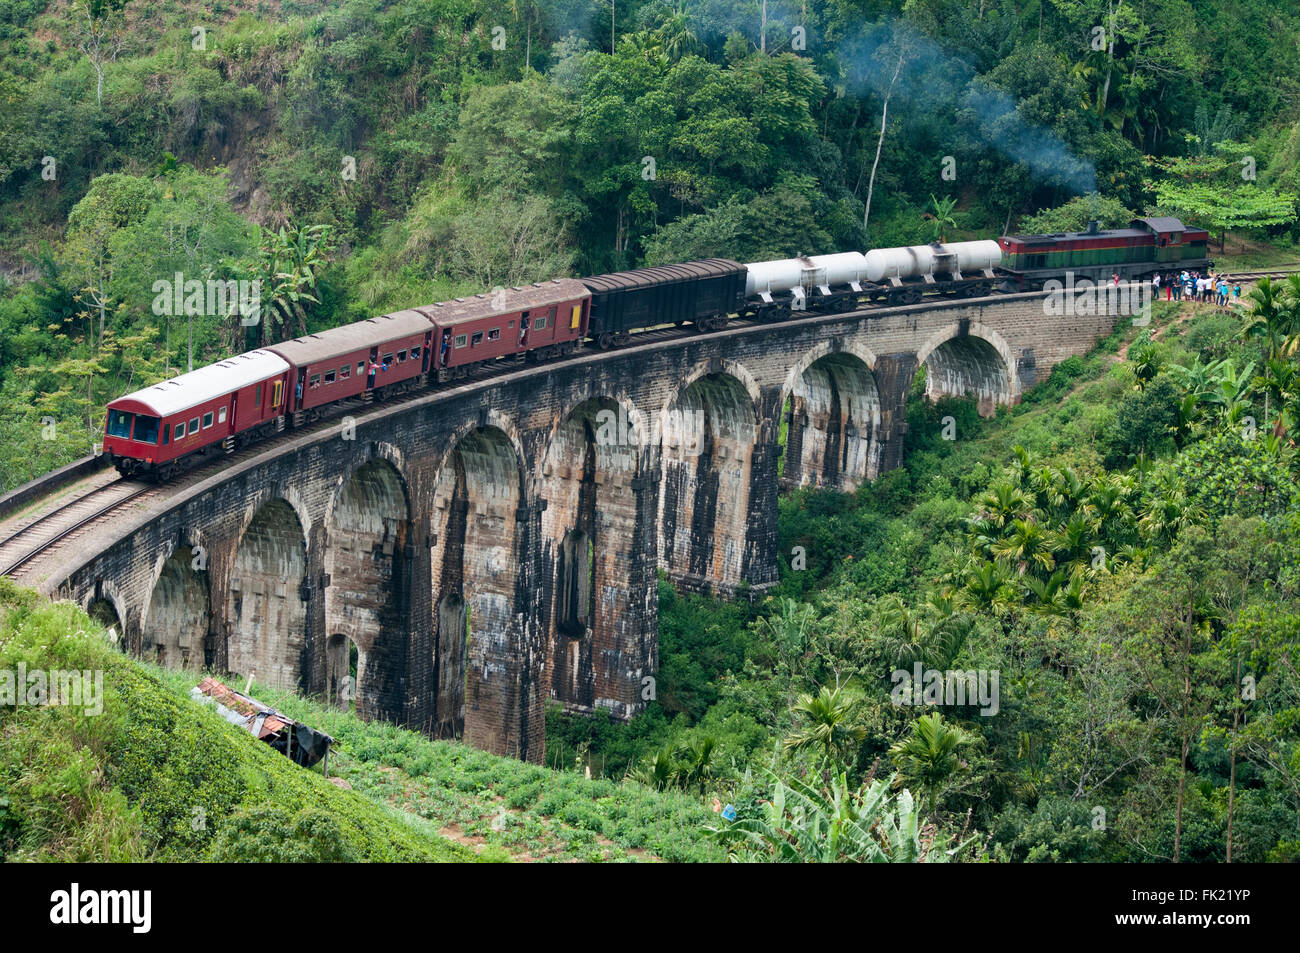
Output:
top-left (535, 315), bottom-right (548, 330)
top-left (487, 328), bottom-right (500, 341)
top-left (134, 415), bottom-right (160, 443)
top-left (397, 349), bottom-right (407, 362)
top-left (107, 410), bottom-right (134, 438)
top-left (357, 361), bottom-right (365, 374)
top-left (508, 321), bottom-right (515, 328)
top-left (255, 383), bottom-right (263, 406)
top-left (309, 374), bottom-right (321, 389)
top-left (217, 407), bottom-right (227, 424)
top-left (471, 331), bottom-right (483, 346)
top-left (410, 345), bottom-right (421, 358)
top-left (162, 424), bottom-right (170, 445)
top-left (175, 421), bottom-right (186, 439)
top-left (340, 364), bottom-right (350, 379)
top-left (188, 417), bottom-right (200, 435)
top-left (202, 412), bottom-right (214, 430)
top-left (454, 334), bottom-right (467, 348)
top-left (324, 370), bottom-right (336, 384)
top-left (382, 353), bottom-right (394, 365)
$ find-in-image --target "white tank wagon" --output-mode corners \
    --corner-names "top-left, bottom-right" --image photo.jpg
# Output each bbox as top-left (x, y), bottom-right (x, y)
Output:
top-left (745, 257), bottom-right (808, 301)
top-left (864, 240), bottom-right (1001, 281)
top-left (742, 241), bottom-right (1002, 316)
top-left (744, 252), bottom-right (873, 314)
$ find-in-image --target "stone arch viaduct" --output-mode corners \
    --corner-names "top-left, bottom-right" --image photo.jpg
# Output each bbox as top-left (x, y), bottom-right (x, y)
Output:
top-left (36, 290), bottom-right (1120, 762)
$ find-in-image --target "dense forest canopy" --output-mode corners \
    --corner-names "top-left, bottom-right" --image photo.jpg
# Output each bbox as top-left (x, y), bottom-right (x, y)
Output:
top-left (2, 0), bottom-right (1300, 863)
top-left (3, 0), bottom-right (1300, 478)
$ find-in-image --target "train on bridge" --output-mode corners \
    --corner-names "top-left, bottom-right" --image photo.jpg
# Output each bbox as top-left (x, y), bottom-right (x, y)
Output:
top-left (103, 217), bottom-right (1209, 480)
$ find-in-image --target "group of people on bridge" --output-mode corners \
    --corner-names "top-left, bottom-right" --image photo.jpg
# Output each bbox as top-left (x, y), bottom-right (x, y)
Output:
top-left (1149, 270), bottom-right (1241, 307)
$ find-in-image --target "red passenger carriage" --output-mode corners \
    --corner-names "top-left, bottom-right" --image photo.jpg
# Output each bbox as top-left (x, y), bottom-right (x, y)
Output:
top-left (417, 279), bottom-right (590, 381)
top-left (103, 350), bottom-right (290, 479)
top-left (266, 310), bottom-right (434, 423)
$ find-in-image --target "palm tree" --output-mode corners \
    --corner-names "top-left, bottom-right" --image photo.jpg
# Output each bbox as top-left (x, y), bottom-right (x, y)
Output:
top-left (992, 518), bottom-right (1058, 575)
top-left (1083, 474), bottom-right (1132, 533)
top-left (1025, 568), bottom-right (1088, 619)
top-left (1054, 511), bottom-right (1094, 571)
top-left (1243, 277), bottom-right (1295, 362)
top-left (784, 684), bottom-right (867, 765)
top-left (872, 597), bottom-right (926, 667)
top-left (677, 736), bottom-right (717, 793)
top-left (1024, 570), bottom-right (1068, 616)
top-left (974, 481), bottom-right (1034, 531)
top-left (628, 746), bottom-right (675, 790)
top-left (888, 712), bottom-right (975, 818)
top-left (652, 3), bottom-right (700, 60)
top-left (923, 612), bottom-right (975, 671)
top-left (1030, 464), bottom-right (1065, 514)
top-left (1053, 466), bottom-right (1087, 512)
top-left (1253, 358), bottom-right (1296, 435)
top-left (1115, 543), bottom-right (1152, 572)
top-left (1008, 444), bottom-right (1034, 485)
top-left (1171, 390), bottom-right (1203, 446)
top-left (957, 561), bottom-right (1013, 613)
top-left (1138, 484), bottom-right (1204, 546)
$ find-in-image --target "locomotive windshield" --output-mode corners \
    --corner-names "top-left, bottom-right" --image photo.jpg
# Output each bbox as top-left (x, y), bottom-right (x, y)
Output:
top-left (133, 415), bottom-right (161, 444)
top-left (107, 409), bottom-right (134, 438)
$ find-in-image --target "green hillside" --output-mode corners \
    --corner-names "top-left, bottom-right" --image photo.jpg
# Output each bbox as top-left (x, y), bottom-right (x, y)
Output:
top-left (0, 577), bottom-right (475, 861)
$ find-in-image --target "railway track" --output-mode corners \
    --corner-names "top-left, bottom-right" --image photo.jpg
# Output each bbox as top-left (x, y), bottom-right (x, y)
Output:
top-left (0, 478), bottom-right (154, 581)
top-left (1213, 266), bottom-right (1300, 281)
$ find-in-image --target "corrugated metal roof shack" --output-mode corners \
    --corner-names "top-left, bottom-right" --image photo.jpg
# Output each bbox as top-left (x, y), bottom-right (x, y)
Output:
top-left (191, 677), bottom-right (334, 771)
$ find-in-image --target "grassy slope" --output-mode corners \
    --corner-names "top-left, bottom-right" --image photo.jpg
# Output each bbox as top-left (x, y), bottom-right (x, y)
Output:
top-left (148, 668), bottom-right (725, 862)
top-left (0, 577), bottom-right (472, 861)
top-left (0, 577), bottom-right (721, 862)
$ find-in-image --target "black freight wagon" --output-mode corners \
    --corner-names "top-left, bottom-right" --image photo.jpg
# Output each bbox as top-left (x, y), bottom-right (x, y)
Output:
top-left (582, 258), bottom-right (748, 347)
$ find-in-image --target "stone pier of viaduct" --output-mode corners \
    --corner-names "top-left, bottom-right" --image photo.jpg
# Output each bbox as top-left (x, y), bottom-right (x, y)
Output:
top-left (43, 290), bottom-right (1123, 762)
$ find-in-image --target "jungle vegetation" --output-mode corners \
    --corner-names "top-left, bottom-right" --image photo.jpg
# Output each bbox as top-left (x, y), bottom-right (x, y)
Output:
top-left (3, 0), bottom-right (1300, 861)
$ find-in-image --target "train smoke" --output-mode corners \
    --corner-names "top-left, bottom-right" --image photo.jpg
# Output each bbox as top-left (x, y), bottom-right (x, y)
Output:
top-left (838, 20), bottom-right (1097, 195)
